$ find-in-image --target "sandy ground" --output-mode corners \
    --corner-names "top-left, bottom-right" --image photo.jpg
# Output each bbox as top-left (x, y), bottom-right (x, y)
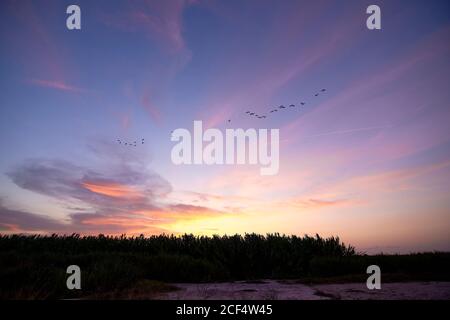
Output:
top-left (157, 280), bottom-right (450, 300)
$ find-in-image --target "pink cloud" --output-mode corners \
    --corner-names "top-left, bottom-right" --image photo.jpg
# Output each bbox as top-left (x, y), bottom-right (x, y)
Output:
top-left (279, 26), bottom-right (450, 176)
top-left (121, 114), bottom-right (131, 130)
top-left (27, 79), bottom-right (84, 93)
top-left (5, 2), bottom-right (83, 95)
top-left (101, 0), bottom-right (195, 55)
top-left (142, 91), bottom-right (162, 124)
top-left (289, 198), bottom-right (355, 210)
top-left (197, 4), bottom-right (366, 127)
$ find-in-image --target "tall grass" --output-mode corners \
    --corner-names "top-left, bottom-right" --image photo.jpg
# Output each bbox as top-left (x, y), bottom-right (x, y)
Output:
top-left (0, 233), bottom-right (355, 279)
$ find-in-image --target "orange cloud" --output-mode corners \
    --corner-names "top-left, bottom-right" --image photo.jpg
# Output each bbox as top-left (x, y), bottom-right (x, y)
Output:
top-left (82, 181), bottom-right (143, 199)
top-left (291, 198), bottom-right (353, 209)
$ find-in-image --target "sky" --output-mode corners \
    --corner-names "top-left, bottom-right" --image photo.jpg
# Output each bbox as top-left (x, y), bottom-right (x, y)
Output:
top-left (0, 0), bottom-right (449, 253)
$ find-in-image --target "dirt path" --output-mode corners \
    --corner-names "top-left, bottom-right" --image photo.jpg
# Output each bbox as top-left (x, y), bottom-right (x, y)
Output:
top-left (157, 280), bottom-right (450, 300)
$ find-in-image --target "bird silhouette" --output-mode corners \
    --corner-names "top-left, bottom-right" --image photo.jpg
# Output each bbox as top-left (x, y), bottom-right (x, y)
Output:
top-left (300, 102), bottom-right (305, 106)
top-left (279, 105), bottom-right (285, 109)
top-left (321, 88), bottom-right (326, 92)
top-left (289, 104), bottom-right (295, 108)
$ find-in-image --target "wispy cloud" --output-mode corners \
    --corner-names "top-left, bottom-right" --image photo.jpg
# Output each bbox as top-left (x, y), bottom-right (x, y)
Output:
top-left (306, 125), bottom-right (393, 138)
top-left (196, 1), bottom-right (366, 129)
top-left (141, 91), bottom-right (162, 124)
top-left (27, 79), bottom-right (85, 93)
top-left (5, 1), bottom-right (82, 95)
top-left (100, 0), bottom-right (194, 55)
top-left (0, 199), bottom-right (67, 233)
top-left (289, 198), bottom-right (354, 210)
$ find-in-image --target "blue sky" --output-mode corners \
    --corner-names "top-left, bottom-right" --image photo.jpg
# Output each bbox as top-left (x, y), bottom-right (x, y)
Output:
top-left (0, 0), bottom-right (449, 253)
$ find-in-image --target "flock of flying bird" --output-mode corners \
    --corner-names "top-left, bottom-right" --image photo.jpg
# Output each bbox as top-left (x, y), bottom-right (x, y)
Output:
top-left (116, 138), bottom-right (145, 147)
top-left (117, 88), bottom-right (327, 145)
top-left (228, 88), bottom-right (326, 123)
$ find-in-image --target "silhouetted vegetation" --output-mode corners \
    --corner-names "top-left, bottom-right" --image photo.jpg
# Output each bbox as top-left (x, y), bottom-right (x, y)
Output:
top-left (0, 233), bottom-right (448, 299)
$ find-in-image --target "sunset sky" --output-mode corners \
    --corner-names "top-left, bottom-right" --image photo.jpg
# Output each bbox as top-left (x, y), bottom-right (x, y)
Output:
top-left (1, 0), bottom-right (449, 253)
